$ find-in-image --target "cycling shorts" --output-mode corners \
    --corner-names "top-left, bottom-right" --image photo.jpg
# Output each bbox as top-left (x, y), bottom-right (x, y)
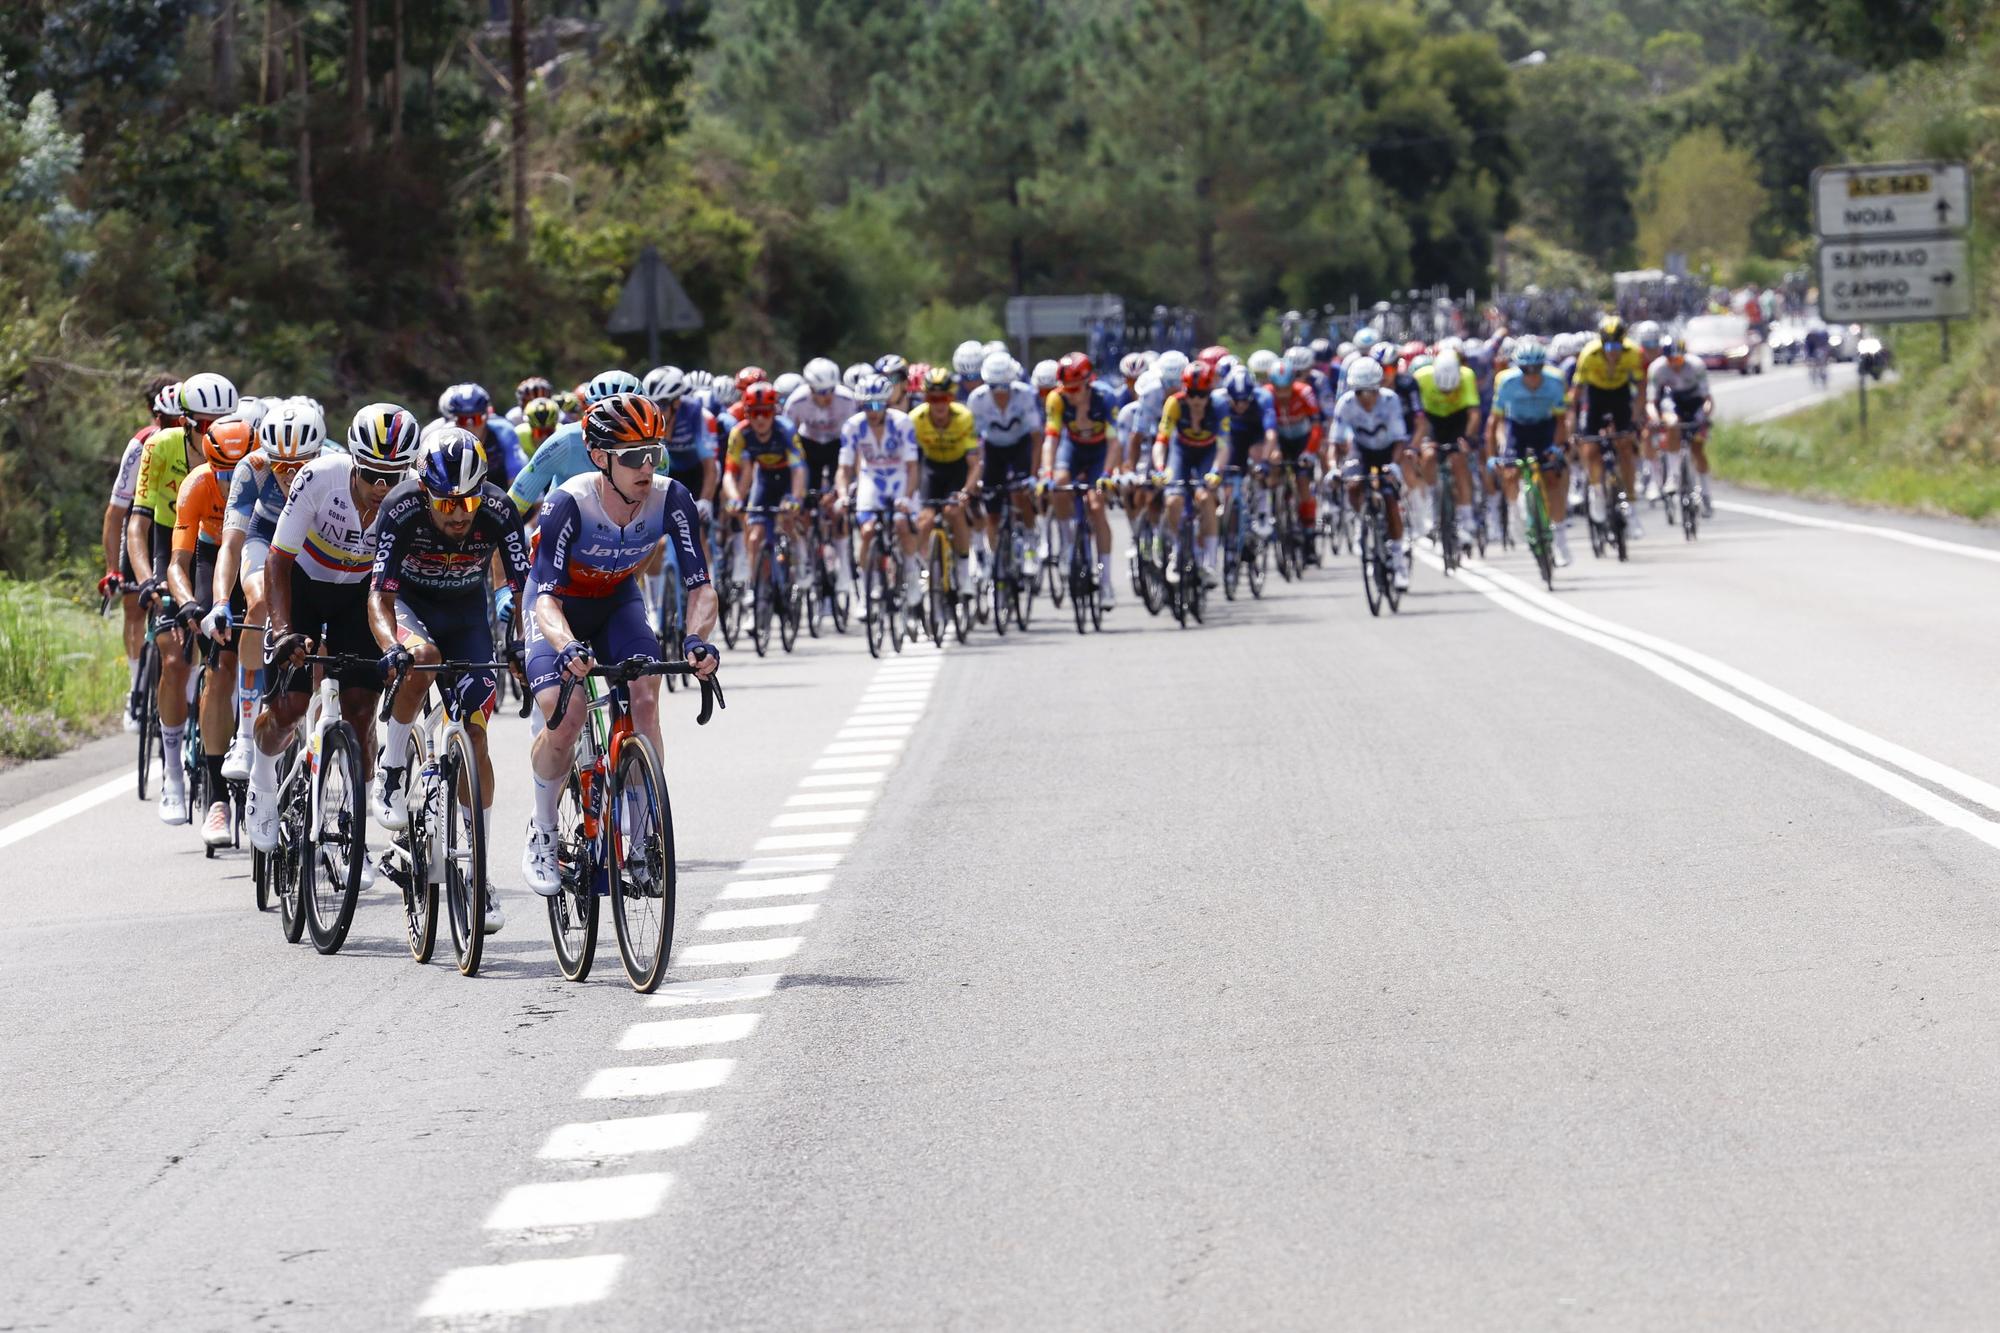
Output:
top-left (192, 545), bottom-right (249, 651)
top-left (800, 438), bottom-right (841, 497)
top-left (1666, 393), bottom-right (1707, 427)
top-left (920, 457), bottom-right (968, 504)
top-left (983, 439), bottom-right (1034, 488)
top-left (392, 591), bottom-right (497, 724)
top-left (856, 469), bottom-right (906, 516)
top-left (1341, 444), bottom-right (1402, 490)
top-left (1275, 432), bottom-right (1316, 465)
top-left (1502, 420), bottom-right (1565, 471)
top-left (1580, 385), bottom-right (1634, 436)
top-left (1166, 441), bottom-right (1217, 485)
top-left (746, 469), bottom-right (791, 513)
top-left (242, 537), bottom-right (270, 581)
top-left (1056, 439), bottom-right (1109, 484)
top-left (522, 579), bottom-right (656, 697)
top-left (276, 563), bottom-right (378, 694)
top-left (1426, 410), bottom-right (1472, 448)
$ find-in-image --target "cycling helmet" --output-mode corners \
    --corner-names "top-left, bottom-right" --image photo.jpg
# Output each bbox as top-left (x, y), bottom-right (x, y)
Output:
top-left (710, 376), bottom-right (743, 409)
top-left (1056, 351), bottom-right (1093, 389)
top-left (1635, 320), bottom-right (1663, 350)
top-left (554, 390), bottom-right (583, 418)
top-left (347, 403), bottom-right (422, 467)
top-left (233, 395), bottom-right (269, 434)
top-left (1247, 348), bottom-right (1280, 381)
top-left (515, 376), bottom-right (553, 406)
top-left (1030, 360), bottom-right (1059, 391)
top-left (522, 397), bottom-right (562, 434)
top-left (736, 366), bottom-right (768, 394)
top-left (419, 426), bottom-right (488, 496)
top-left (584, 392), bottom-right (666, 447)
top-left (1432, 348), bottom-right (1463, 394)
top-left (1309, 338), bottom-right (1333, 363)
top-left (922, 365), bottom-right (956, 399)
top-left (858, 374), bottom-right (892, 406)
top-left (1370, 342), bottom-right (1399, 368)
top-left (1282, 346), bottom-right (1314, 375)
top-left (874, 353), bottom-right (908, 380)
top-left (152, 381), bottom-right (184, 420)
top-left (908, 362), bottom-right (934, 396)
top-left (1135, 371), bottom-right (1165, 415)
top-left (180, 372), bottom-right (239, 421)
top-left (952, 340), bottom-right (985, 377)
top-left (1184, 361), bottom-right (1216, 395)
top-left (259, 402), bottom-right (325, 462)
top-left (201, 416), bottom-right (256, 469)
top-left (440, 383), bottom-right (492, 418)
top-left (982, 340), bottom-right (1010, 363)
top-left (741, 383), bottom-right (781, 417)
top-left (1336, 341), bottom-right (1356, 361)
top-left (1410, 354), bottom-right (1434, 374)
top-left (1353, 328), bottom-right (1380, 351)
top-left (1599, 314), bottom-right (1627, 343)
top-left (1513, 337), bottom-right (1549, 368)
top-left (643, 365), bottom-right (688, 404)
top-left (843, 362), bottom-right (873, 391)
top-left (1196, 345), bottom-right (1230, 368)
top-left (981, 351), bottom-right (1016, 387)
top-left (1215, 354), bottom-right (1241, 383)
top-left (1349, 359), bottom-right (1387, 392)
top-left (1224, 368), bottom-right (1257, 401)
top-left (772, 372), bottom-right (803, 403)
top-left (802, 357), bottom-right (840, 392)
top-left (1118, 351), bottom-right (1149, 380)
top-left (1660, 334), bottom-right (1683, 359)
top-left (586, 369), bottom-right (642, 405)
top-left (1155, 350), bottom-right (1189, 386)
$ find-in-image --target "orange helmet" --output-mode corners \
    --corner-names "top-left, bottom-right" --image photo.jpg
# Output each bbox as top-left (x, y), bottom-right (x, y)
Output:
top-left (1184, 361), bottom-right (1217, 395)
top-left (742, 382), bottom-right (782, 417)
top-left (1197, 344), bottom-right (1230, 368)
top-left (735, 366), bottom-right (768, 393)
top-left (1057, 351), bottom-right (1093, 389)
top-left (202, 416), bottom-right (257, 469)
top-left (584, 392), bottom-right (666, 447)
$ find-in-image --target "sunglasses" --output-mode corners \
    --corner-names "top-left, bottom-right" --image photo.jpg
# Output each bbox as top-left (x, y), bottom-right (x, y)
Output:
top-left (429, 493), bottom-right (483, 515)
top-left (865, 400), bottom-right (888, 413)
top-left (356, 465), bottom-right (404, 487)
top-left (606, 444), bottom-right (664, 469)
top-left (746, 408), bottom-right (776, 422)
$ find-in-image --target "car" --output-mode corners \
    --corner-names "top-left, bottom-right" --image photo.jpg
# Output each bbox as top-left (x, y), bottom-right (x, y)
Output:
top-left (1682, 314), bottom-right (1770, 376)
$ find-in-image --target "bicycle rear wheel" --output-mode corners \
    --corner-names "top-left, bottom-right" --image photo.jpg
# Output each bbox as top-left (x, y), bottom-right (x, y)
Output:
top-left (750, 546), bottom-right (774, 657)
top-left (1526, 483), bottom-right (1555, 590)
top-left (610, 734), bottom-right (676, 994)
top-left (134, 641), bottom-right (159, 801)
top-left (442, 729), bottom-right (487, 977)
top-left (863, 547), bottom-right (888, 658)
top-left (403, 732), bottom-right (439, 965)
top-left (305, 722), bottom-right (364, 955)
top-left (1360, 512), bottom-right (1385, 617)
top-left (548, 764), bottom-right (600, 981)
top-left (925, 538), bottom-right (949, 647)
top-left (274, 744), bottom-right (307, 942)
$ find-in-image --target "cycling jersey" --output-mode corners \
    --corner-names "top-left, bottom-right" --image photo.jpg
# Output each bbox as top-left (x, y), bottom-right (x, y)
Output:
top-left (429, 415), bottom-right (528, 490)
top-left (1115, 399), bottom-right (1146, 452)
top-left (1329, 390), bottom-right (1408, 450)
top-left (1156, 392), bottom-right (1229, 449)
top-left (271, 454), bottom-right (384, 584)
top-left (1491, 367), bottom-right (1570, 423)
top-left (1647, 357), bottom-right (1711, 403)
top-left (967, 383), bottom-right (1040, 448)
top-left (727, 419), bottom-right (806, 472)
top-left (225, 452), bottom-right (292, 542)
top-left (1044, 386), bottom-right (1115, 447)
top-left (1224, 388), bottom-right (1276, 451)
top-left (172, 462), bottom-right (234, 554)
top-left (109, 425), bottom-right (155, 509)
top-left (133, 426), bottom-right (196, 525)
top-left (783, 384), bottom-right (860, 443)
top-left (531, 473), bottom-right (708, 599)
top-left (1571, 338), bottom-right (1642, 392)
top-left (1270, 382), bottom-right (1322, 441)
top-left (664, 399), bottom-right (716, 469)
top-left (1413, 364), bottom-right (1480, 419)
top-left (508, 422), bottom-right (591, 512)
top-left (910, 402), bottom-right (979, 464)
top-left (839, 409), bottom-right (918, 472)
top-left (372, 478), bottom-right (530, 599)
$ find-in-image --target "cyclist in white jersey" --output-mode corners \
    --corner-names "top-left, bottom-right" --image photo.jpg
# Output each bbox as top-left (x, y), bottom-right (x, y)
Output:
top-left (837, 376), bottom-right (920, 580)
top-left (1646, 335), bottom-right (1716, 514)
top-left (968, 352), bottom-right (1040, 568)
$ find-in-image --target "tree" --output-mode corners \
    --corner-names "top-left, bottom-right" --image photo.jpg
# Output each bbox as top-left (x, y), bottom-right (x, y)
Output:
top-left (1640, 30), bottom-right (1703, 94)
top-left (1511, 55), bottom-right (1643, 268)
top-left (1760, 0), bottom-right (1954, 70)
top-left (1633, 128), bottom-right (1765, 267)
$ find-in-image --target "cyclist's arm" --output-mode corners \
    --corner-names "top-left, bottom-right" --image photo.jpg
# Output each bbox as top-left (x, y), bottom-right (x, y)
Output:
top-left (528, 489), bottom-right (585, 658)
top-left (213, 528), bottom-right (246, 608)
top-left (265, 549), bottom-right (297, 639)
top-left (165, 472), bottom-right (209, 606)
top-left (506, 436), bottom-right (562, 514)
top-left (496, 496), bottom-right (533, 602)
top-left (166, 545), bottom-right (198, 608)
top-left (366, 586), bottom-right (400, 653)
top-left (101, 502), bottom-right (125, 580)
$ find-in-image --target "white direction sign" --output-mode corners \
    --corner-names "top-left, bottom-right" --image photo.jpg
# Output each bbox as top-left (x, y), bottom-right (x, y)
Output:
top-left (1812, 161), bottom-right (1970, 240)
top-left (1819, 235), bottom-right (1972, 323)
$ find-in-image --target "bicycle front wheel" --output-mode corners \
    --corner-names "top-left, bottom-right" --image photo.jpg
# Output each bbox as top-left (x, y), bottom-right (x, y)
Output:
top-left (442, 729), bottom-right (487, 977)
top-left (863, 546), bottom-right (888, 658)
top-left (548, 764), bottom-right (600, 981)
top-left (610, 735), bottom-right (676, 993)
top-left (306, 722), bottom-right (364, 955)
top-left (750, 547), bottom-right (775, 658)
top-left (134, 642), bottom-right (159, 801)
top-left (403, 732), bottom-right (439, 964)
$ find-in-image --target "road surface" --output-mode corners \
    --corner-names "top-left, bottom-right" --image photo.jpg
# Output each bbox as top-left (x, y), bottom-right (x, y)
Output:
top-left (5, 364), bottom-right (1997, 1332)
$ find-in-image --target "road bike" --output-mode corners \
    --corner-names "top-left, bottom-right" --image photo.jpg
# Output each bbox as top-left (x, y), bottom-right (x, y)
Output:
top-left (1270, 455), bottom-right (1318, 582)
top-left (544, 656), bottom-right (724, 993)
top-left (1356, 465), bottom-right (1403, 617)
top-left (798, 491), bottom-right (851, 639)
top-left (1581, 419), bottom-right (1631, 563)
top-left (917, 497), bottom-right (973, 646)
top-left (187, 634), bottom-right (246, 856)
top-left (1221, 468), bottom-right (1267, 601)
top-left (1057, 482), bottom-right (1106, 633)
top-left (740, 501), bottom-right (798, 658)
top-left (1128, 479), bottom-right (1167, 617)
top-left (1514, 450), bottom-right (1557, 591)
top-left (1162, 479), bottom-right (1208, 628)
top-left (714, 513), bottom-right (746, 651)
top-left (1316, 466), bottom-right (1356, 558)
top-left (982, 477), bottom-right (1038, 635)
top-left (1664, 410), bottom-right (1707, 542)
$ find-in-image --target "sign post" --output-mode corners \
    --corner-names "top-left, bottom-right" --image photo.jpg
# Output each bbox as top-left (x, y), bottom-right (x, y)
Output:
top-left (607, 246), bottom-right (704, 364)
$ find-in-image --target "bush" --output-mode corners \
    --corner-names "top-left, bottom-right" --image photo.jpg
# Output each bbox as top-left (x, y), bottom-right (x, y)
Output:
top-left (0, 577), bottom-right (125, 759)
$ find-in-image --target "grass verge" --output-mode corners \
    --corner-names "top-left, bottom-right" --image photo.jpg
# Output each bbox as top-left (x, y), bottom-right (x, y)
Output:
top-left (0, 578), bottom-right (127, 760)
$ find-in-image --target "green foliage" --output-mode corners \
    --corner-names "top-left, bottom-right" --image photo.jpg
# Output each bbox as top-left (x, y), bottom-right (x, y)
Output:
top-left (0, 577), bottom-right (127, 755)
top-left (1513, 55), bottom-right (1643, 268)
top-left (1759, 0), bottom-right (1957, 70)
top-left (1633, 129), bottom-right (1766, 269)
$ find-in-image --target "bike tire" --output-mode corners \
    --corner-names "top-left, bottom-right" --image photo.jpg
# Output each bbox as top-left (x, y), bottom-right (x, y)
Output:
top-left (1361, 517), bottom-right (1385, 617)
top-left (443, 729), bottom-right (486, 977)
top-left (403, 759), bottom-right (439, 965)
top-left (926, 539), bottom-right (949, 648)
top-left (610, 734), bottom-right (676, 994)
top-left (750, 547), bottom-right (774, 658)
top-left (134, 642), bottom-right (159, 802)
top-left (548, 765), bottom-right (599, 982)
top-left (863, 551), bottom-right (887, 658)
top-left (1526, 484), bottom-right (1555, 591)
top-left (305, 722), bottom-right (364, 955)
top-left (274, 742), bottom-right (307, 943)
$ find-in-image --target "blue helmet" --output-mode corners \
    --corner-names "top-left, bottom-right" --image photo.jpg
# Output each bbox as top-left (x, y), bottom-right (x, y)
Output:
top-left (1224, 368), bottom-right (1257, 401)
top-left (418, 426), bottom-right (488, 497)
top-left (439, 383), bottom-right (491, 418)
top-left (1354, 328), bottom-right (1380, 351)
top-left (1513, 337), bottom-right (1549, 368)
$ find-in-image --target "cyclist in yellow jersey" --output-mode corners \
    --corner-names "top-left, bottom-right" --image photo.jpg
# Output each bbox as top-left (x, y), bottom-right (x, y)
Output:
top-left (1410, 342), bottom-right (1485, 547)
top-left (1155, 359), bottom-right (1232, 587)
top-left (911, 366), bottom-right (982, 597)
top-left (1570, 315), bottom-right (1646, 539)
top-left (722, 382), bottom-right (807, 598)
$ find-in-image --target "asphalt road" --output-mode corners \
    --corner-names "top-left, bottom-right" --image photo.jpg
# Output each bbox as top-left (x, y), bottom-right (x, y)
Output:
top-left (5, 364), bottom-right (1999, 1332)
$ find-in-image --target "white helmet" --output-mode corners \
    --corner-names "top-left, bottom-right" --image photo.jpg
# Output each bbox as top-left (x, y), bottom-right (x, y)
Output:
top-left (952, 340), bottom-right (985, 377)
top-left (843, 362), bottom-right (873, 390)
top-left (772, 372), bottom-right (803, 402)
top-left (1155, 350), bottom-right (1189, 387)
top-left (1283, 346), bottom-right (1314, 374)
top-left (1431, 347), bottom-right (1463, 394)
top-left (1031, 359), bottom-right (1059, 391)
top-left (1135, 370), bottom-right (1164, 416)
top-left (981, 339), bottom-right (1010, 363)
top-left (1247, 349), bottom-right (1281, 380)
top-left (180, 371), bottom-right (239, 420)
top-left (980, 351), bottom-right (1016, 387)
top-left (1336, 341), bottom-right (1355, 361)
top-left (1347, 358), bottom-right (1385, 392)
top-left (1216, 354), bottom-right (1240, 383)
top-left (711, 376), bottom-right (742, 409)
top-left (233, 395), bottom-right (270, 433)
top-left (586, 369), bottom-right (641, 404)
top-left (802, 357), bottom-right (840, 392)
top-left (283, 394), bottom-right (327, 435)
top-left (258, 401), bottom-right (325, 462)
top-left (346, 403), bottom-right (422, 468)
top-left (643, 365), bottom-right (688, 404)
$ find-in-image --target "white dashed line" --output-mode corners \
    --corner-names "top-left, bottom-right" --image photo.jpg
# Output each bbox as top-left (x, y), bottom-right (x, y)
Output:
top-left (617, 1013), bottom-right (762, 1050)
top-left (769, 808), bottom-right (868, 826)
top-left (701, 903), bottom-right (819, 931)
top-left (579, 1059), bottom-right (737, 1100)
top-left (823, 738), bottom-right (904, 755)
top-left (646, 973), bottom-right (786, 1006)
top-left (810, 754), bottom-right (898, 771)
top-left (717, 873), bottom-right (833, 899)
top-left (676, 936), bottom-right (804, 966)
top-left (484, 1174), bottom-right (672, 1230)
top-left (736, 852), bottom-right (844, 873)
top-left (786, 788), bottom-right (879, 805)
top-left (538, 1112), bottom-right (708, 1160)
top-left (419, 1255), bottom-right (626, 1317)
top-left (752, 831), bottom-right (857, 851)
top-left (798, 771), bottom-right (884, 787)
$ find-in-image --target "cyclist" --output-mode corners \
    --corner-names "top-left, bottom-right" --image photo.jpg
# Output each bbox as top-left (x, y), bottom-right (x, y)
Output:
top-left (1044, 352), bottom-right (1119, 606)
top-left (1222, 367), bottom-right (1276, 536)
top-left (1646, 334), bottom-right (1715, 517)
top-left (508, 376), bottom-right (554, 428)
top-left (722, 381), bottom-right (807, 594)
top-left (951, 341), bottom-right (986, 402)
top-left (129, 371), bottom-right (238, 823)
top-left (968, 352), bottom-right (1040, 572)
top-left (1157, 359), bottom-right (1232, 588)
top-left (1569, 315), bottom-right (1645, 539)
top-left (874, 354), bottom-right (910, 411)
top-left (1410, 341), bottom-right (1484, 551)
top-left (838, 374), bottom-right (920, 586)
top-left (644, 365), bottom-right (719, 507)
top-left (519, 396), bottom-right (563, 456)
top-left (1269, 350), bottom-right (1325, 546)
top-left (508, 369), bottom-right (639, 517)
top-left (1485, 337), bottom-right (1573, 566)
top-left (785, 358), bottom-right (860, 597)
top-left (519, 394), bottom-right (718, 894)
top-left (1332, 357), bottom-right (1411, 591)
top-left (439, 384), bottom-right (529, 492)
top-left (368, 427), bottom-right (529, 934)
top-left (248, 404), bottom-right (420, 854)
top-left (911, 365), bottom-right (983, 600)
top-left (102, 376), bottom-right (180, 731)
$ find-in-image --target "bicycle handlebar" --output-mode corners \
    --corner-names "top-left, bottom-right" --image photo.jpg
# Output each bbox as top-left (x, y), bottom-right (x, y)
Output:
top-left (547, 655), bottom-right (725, 730)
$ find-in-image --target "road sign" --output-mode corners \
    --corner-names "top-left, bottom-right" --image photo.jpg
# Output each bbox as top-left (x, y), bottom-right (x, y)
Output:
top-left (1005, 294), bottom-right (1123, 342)
top-left (608, 246), bottom-right (702, 362)
top-left (1812, 161), bottom-right (1970, 241)
top-left (1817, 235), bottom-right (1972, 324)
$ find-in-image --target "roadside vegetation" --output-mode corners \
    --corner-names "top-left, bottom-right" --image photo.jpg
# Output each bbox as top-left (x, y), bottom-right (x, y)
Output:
top-left (0, 578), bottom-right (126, 759)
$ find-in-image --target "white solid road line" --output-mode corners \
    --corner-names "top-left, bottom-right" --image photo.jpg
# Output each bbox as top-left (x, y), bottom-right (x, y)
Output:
top-left (1420, 551), bottom-right (2000, 851)
top-left (717, 873), bottom-right (834, 899)
top-left (0, 772), bottom-right (127, 852)
top-left (702, 903), bottom-right (819, 931)
top-left (1715, 498), bottom-right (2000, 565)
top-left (418, 1255), bottom-right (626, 1317)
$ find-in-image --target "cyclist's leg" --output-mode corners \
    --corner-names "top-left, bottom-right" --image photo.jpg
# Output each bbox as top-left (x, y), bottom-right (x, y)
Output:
top-left (600, 586), bottom-right (665, 759)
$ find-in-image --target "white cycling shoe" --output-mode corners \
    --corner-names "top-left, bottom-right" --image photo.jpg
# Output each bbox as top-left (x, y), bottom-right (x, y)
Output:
top-left (370, 765), bottom-right (410, 832)
top-left (157, 771), bottom-right (188, 826)
top-left (246, 782), bottom-right (279, 852)
top-left (201, 800), bottom-right (232, 848)
top-left (483, 891), bottom-right (506, 935)
top-left (522, 821), bottom-right (562, 897)
top-left (221, 731), bottom-right (254, 782)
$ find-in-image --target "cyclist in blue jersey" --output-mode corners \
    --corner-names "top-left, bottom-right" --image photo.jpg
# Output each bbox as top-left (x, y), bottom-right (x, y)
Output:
top-left (1485, 337), bottom-right (1574, 566)
top-left (440, 384), bottom-right (528, 491)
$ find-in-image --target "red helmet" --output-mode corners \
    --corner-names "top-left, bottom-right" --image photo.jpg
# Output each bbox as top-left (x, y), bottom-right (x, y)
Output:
top-left (735, 366), bottom-right (767, 393)
top-left (906, 362), bottom-right (932, 396)
top-left (1184, 361), bottom-right (1216, 394)
top-left (1057, 351), bottom-right (1093, 389)
top-left (742, 382), bottom-right (781, 417)
top-left (1402, 340), bottom-right (1427, 365)
top-left (1197, 344), bottom-right (1230, 368)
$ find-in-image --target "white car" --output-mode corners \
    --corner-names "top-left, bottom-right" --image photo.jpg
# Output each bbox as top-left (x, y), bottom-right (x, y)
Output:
top-left (1682, 314), bottom-right (1770, 376)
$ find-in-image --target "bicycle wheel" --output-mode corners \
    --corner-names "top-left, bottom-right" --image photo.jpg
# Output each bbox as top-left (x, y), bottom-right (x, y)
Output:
top-left (802, 542), bottom-right (823, 639)
top-left (442, 728), bottom-right (487, 977)
top-left (1246, 527), bottom-right (1267, 599)
top-left (610, 734), bottom-right (676, 993)
top-left (1360, 512), bottom-right (1385, 617)
top-left (273, 743), bottom-right (308, 942)
top-left (863, 547), bottom-right (888, 658)
top-left (949, 554), bottom-right (973, 645)
top-left (1221, 504), bottom-right (1241, 600)
top-left (1043, 520), bottom-right (1067, 607)
top-left (925, 537), bottom-right (949, 648)
top-left (718, 572), bottom-right (742, 650)
top-left (1526, 483), bottom-right (1555, 591)
top-left (402, 762), bottom-right (439, 965)
top-left (990, 547), bottom-right (1010, 637)
top-left (548, 764), bottom-right (599, 981)
top-left (305, 722), bottom-right (364, 955)
top-left (134, 642), bottom-right (159, 801)
top-left (1436, 483), bottom-right (1457, 574)
top-left (1070, 537), bottom-right (1090, 634)
top-left (750, 546), bottom-right (774, 658)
